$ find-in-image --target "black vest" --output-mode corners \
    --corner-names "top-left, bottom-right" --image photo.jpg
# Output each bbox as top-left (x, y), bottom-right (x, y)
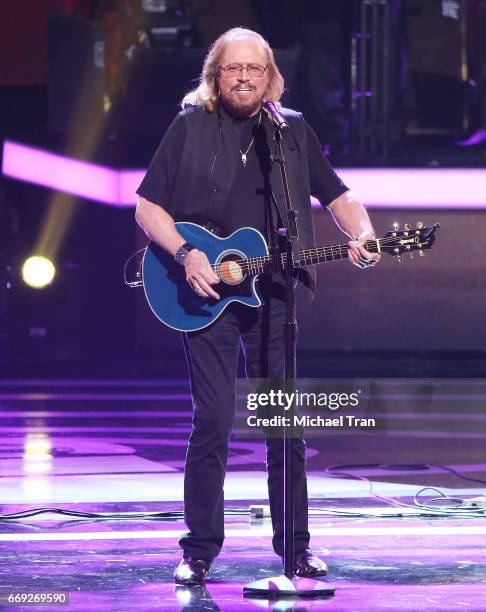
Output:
top-left (167, 104), bottom-right (318, 301)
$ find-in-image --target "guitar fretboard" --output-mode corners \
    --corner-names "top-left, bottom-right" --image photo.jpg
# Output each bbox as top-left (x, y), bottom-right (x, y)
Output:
top-left (240, 239), bottom-right (379, 275)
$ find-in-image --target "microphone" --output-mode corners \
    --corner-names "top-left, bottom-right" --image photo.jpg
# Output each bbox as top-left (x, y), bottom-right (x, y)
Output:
top-left (263, 101), bottom-right (289, 131)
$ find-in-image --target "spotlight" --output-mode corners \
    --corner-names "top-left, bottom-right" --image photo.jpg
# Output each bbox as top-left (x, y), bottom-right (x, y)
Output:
top-left (21, 256), bottom-right (56, 289)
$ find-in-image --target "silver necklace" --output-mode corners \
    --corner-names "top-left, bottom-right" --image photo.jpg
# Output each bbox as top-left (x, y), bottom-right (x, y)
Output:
top-left (239, 111), bottom-right (262, 167)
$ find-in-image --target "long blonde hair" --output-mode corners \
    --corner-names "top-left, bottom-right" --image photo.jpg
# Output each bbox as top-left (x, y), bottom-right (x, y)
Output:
top-left (181, 27), bottom-right (284, 112)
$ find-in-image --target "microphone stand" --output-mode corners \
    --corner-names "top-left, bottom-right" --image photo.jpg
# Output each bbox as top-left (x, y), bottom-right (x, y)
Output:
top-left (243, 120), bottom-right (335, 600)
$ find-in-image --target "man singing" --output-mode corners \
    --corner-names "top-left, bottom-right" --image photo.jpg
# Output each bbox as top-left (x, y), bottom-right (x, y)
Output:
top-left (135, 27), bottom-right (380, 586)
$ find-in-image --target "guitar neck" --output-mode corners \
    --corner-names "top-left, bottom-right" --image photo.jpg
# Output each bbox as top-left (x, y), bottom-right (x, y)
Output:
top-left (244, 239), bottom-right (380, 275)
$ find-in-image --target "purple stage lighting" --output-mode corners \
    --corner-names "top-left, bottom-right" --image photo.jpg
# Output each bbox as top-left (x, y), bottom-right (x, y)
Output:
top-left (2, 141), bottom-right (123, 207)
top-left (3, 140), bottom-right (486, 209)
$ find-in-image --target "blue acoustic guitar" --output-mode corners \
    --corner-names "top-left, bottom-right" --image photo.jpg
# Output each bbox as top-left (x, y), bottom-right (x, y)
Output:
top-left (141, 221), bottom-right (439, 332)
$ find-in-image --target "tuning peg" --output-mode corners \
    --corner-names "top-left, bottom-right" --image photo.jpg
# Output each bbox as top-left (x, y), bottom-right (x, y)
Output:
top-left (397, 255), bottom-right (402, 262)
top-left (404, 223), bottom-right (411, 230)
top-left (409, 252), bottom-right (414, 259)
top-left (419, 250), bottom-right (426, 257)
top-left (392, 222), bottom-right (399, 231)
top-left (416, 221), bottom-right (424, 229)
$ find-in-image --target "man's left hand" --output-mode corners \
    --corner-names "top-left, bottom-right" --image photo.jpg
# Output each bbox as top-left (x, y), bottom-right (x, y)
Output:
top-left (348, 233), bottom-right (381, 269)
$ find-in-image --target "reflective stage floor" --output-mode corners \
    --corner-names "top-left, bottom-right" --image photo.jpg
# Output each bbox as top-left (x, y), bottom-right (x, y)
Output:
top-left (1, 379), bottom-right (486, 611)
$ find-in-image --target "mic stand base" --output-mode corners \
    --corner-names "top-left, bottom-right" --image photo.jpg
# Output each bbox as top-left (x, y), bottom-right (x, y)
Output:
top-left (243, 574), bottom-right (335, 599)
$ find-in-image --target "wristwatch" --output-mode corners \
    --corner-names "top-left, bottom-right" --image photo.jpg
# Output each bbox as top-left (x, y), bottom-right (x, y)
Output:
top-left (355, 230), bottom-right (375, 241)
top-left (174, 242), bottom-right (196, 265)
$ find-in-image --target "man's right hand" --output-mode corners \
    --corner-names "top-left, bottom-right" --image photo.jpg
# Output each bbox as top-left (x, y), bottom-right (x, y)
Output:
top-left (184, 250), bottom-right (220, 300)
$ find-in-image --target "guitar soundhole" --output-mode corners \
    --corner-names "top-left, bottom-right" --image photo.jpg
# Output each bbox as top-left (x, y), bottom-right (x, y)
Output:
top-left (216, 253), bottom-right (246, 285)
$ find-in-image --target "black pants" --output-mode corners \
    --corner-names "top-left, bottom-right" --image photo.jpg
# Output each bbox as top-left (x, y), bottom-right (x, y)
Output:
top-left (179, 282), bottom-right (310, 562)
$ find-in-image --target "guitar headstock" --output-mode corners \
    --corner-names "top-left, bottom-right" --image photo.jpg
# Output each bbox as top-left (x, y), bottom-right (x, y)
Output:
top-left (377, 222), bottom-right (440, 260)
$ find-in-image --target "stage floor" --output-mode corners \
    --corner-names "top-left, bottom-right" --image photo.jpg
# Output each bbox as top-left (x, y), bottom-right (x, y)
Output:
top-left (1, 379), bottom-right (486, 611)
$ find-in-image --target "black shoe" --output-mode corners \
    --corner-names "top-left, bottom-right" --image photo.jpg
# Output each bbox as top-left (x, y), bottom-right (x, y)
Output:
top-left (293, 548), bottom-right (328, 578)
top-left (174, 557), bottom-right (211, 585)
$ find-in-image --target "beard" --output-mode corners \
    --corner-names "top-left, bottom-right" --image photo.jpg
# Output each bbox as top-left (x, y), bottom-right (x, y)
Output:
top-left (219, 87), bottom-right (264, 118)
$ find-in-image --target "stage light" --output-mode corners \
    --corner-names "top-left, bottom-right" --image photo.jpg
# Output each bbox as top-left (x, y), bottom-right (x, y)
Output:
top-left (21, 256), bottom-right (56, 289)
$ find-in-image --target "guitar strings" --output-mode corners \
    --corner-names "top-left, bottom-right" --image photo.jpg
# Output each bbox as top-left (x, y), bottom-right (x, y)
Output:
top-left (209, 236), bottom-right (424, 275)
top-left (210, 241), bottom-right (400, 274)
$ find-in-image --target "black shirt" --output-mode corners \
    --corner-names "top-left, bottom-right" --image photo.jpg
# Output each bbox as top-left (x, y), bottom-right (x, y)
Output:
top-left (136, 104), bottom-right (348, 241)
top-left (223, 108), bottom-right (272, 237)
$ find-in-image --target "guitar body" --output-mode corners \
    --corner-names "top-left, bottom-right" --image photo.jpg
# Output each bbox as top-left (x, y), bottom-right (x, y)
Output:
top-left (142, 222), bottom-right (269, 332)
top-left (140, 220), bottom-right (439, 333)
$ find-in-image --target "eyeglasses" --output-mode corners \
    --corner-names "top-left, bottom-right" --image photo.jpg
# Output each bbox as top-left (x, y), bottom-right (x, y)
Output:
top-left (218, 63), bottom-right (267, 78)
